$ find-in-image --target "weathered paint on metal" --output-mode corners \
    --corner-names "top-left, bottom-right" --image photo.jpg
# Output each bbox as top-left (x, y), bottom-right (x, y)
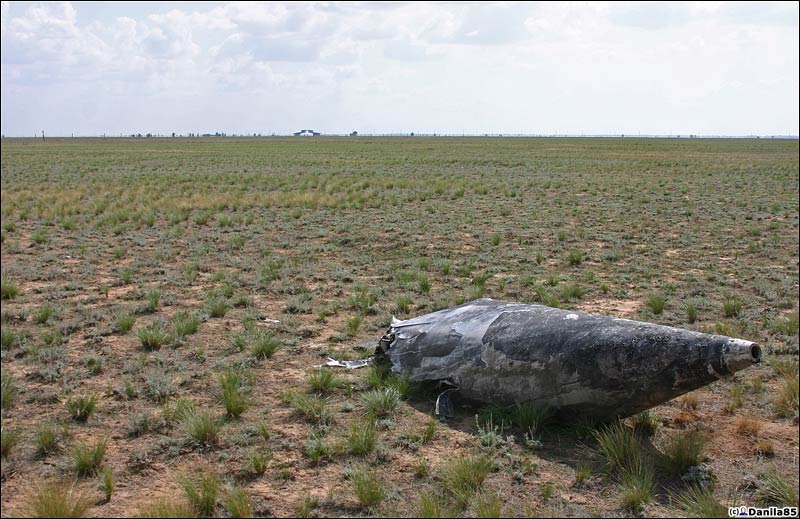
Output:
top-left (378, 298), bottom-right (761, 420)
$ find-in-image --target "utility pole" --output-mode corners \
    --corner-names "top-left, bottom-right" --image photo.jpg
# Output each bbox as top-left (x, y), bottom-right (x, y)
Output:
top-left (42, 130), bottom-right (45, 141)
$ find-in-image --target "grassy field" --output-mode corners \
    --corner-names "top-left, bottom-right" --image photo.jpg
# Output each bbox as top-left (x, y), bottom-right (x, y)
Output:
top-left (1, 136), bottom-right (798, 517)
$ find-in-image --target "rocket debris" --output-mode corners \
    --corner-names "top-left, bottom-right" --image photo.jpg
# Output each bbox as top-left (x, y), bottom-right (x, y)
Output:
top-left (375, 298), bottom-right (760, 420)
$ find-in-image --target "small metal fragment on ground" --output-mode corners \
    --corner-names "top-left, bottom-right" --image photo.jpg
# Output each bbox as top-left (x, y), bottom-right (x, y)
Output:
top-left (317, 357), bottom-right (371, 369)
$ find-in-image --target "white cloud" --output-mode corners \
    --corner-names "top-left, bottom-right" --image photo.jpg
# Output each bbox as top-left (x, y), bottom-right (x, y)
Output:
top-left (2, 1), bottom-right (111, 68)
top-left (1, 1), bottom-right (797, 136)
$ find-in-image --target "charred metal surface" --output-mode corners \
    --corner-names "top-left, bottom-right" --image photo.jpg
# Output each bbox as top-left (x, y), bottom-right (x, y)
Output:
top-left (380, 298), bottom-right (761, 420)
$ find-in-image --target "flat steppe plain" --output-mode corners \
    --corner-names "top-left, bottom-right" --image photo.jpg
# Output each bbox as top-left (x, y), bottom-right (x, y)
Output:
top-left (1, 137), bottom-right (797, 517)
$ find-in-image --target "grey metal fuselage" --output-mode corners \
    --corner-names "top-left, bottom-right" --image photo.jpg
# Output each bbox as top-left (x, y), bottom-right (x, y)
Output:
top-left (381, 299), bottom-right (760, 420)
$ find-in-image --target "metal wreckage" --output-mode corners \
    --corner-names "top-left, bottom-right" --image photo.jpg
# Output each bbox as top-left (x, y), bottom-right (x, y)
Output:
top-left (326, 298), bottom-right (761, 420)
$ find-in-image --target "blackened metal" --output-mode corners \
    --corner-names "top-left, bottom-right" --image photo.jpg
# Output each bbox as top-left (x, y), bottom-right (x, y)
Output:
top-left (434, 388), bottom-right (458, 420)
top-left (383, 298), bottom-right (760, 420)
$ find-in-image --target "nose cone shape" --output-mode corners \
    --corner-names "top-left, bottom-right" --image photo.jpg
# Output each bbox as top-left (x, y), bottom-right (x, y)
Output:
top-left (381, 298), bottom-right (762, 420)
top-left (722, 338), bottom-right (761, 374)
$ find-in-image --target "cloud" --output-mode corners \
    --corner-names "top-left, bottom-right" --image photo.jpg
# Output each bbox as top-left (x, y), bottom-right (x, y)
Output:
top-left (704, 2), bottom-right (799, 27)
top-left (609, 2), bottom-right (691, 30)
top-left (435, 3), bottom-right (533, 45)
top-left (1, 1), bottom-right (10, 33)
top-left (1, 1), bottom-right (797, 136)
top-left (383, 39), bottom-right (438, 61)
top-left (215, 32), bottom-right (322, 62)
top-left (2, 1), bottom-right (111, 68)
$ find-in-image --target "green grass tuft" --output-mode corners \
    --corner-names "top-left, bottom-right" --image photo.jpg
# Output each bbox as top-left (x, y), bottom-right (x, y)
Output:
top-left (1, 425), bottom-right (20, 457)
top-left (757, 467), bottom-right (798, 507)
top-left (71, 439), bottom-right (108, 477)
top-left (630, 410), bottom-right (659, 438)
top-left (347, 417), bottom-right (377, 456)
top-left (32, 302), bottom-right (56, 324)
top-left (171, 311), bottom-right (200, 339)
top-left (307, 368), bottom-right (346, 394)
top-left (619, 459), bottom-right (655, 515)
top-left (180, 410), bottom-right (220, 445)
top-left (65, 394), bottom-right (98, 422)
top-left (1, 326), bottom-right (16, 350)
top-left (304, 431), bottom-right (331, 465)
top-left (671, 485), bottom-right (727, 518)
top-left (113, 310), bottom-right (136, 334)
top-left (510, 402), bottom-right (550, 434)
top-left (138, 499), bottom-right (195, 518)
top-left (686, 303), bottom-right (698, 324)
top-left (722, 295), bottom-right (742, 317)
top-left (293, 494), bottom-right (319, 518)
top-left (417, 490), bottom-right (443, 518)
top-left (35, 421), bottom-right (66, 457)
top-left (218, 369), bottom-right (252, 419)
top-left (349, 465), bottom-right (385, 508)
top-left (475, 492), bottom-right (503, 518)
top-left (646, 294), bottom-right (666, 315)
top-left (1, 372), bottom-right (17, 411)
top-left (567, 250), bottom-right (584, 266)
top-left (284, 391), bottom-right (334, 426)
top-left (361, 387), bottom-right (400, 417)
top-left (592, 421), bottom-right (645, 475)
top-left (658, 430), bottom-right (706, 476)
top-left (19, 479), bottom-right (94, 518)
top-left (1, 277), bottom-right (20, 300)
top-left (248, 450), bottom-right (272, 475)
top-left (222, 486), bottom-right (253, 518)
top-left (241, 328), bottom-right (283, 360)
top-left (773, 375), bottom-right (799, 419)
top-left (772, 311), bottom-right (799, 336)
top-left (99, 467), bottom-right (114, 501)
top-left (144, 288), bottom-right (161, 313)
top-left (178, 468), bottom-right (220, 517)
top-left (137, 321), bottom-right (171, 351)
top-left (441, 453), bottom-right (496, 509)
top-left (205, 296), bottom-right (230, 318)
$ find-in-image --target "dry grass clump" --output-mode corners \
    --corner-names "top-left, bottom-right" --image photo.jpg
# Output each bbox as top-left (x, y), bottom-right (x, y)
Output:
top-left (16, 479), bottom-right (94, 518)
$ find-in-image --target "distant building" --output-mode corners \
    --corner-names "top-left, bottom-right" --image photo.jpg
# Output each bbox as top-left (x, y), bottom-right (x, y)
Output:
top-left (293, 129), bottom-right (321, 136)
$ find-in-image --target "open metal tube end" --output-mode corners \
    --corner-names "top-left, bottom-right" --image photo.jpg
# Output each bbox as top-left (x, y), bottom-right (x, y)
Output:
top-left (722, 338), bottom-right (761, 374)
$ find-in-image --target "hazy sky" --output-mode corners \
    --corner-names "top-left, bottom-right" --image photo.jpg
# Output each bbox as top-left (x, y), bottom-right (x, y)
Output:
top-left (1, 1), bottom-right (798, 136)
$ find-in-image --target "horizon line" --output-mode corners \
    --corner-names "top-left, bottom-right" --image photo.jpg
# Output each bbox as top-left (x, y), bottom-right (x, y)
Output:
top-left (2, 133), bottom-right (798, 140)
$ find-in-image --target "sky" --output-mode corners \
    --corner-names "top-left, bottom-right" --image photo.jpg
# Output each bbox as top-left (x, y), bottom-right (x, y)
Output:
top-left (1, 1), bottom-right (798, 137)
